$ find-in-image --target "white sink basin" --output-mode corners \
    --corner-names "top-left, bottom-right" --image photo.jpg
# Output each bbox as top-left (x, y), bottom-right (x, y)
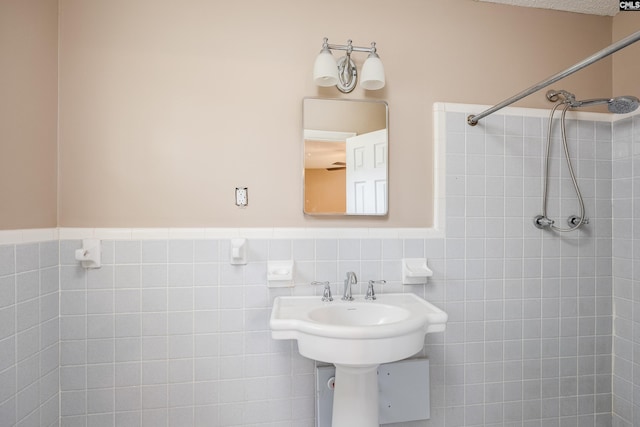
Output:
top-left (307, 302), bottom-right (410, 326)
top-left (270, 293), bottom-right (447, 366)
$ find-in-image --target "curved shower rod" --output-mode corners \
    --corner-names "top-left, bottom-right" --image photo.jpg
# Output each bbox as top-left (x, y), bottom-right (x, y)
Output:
top-left (467, 30), bottom-right (640, 126)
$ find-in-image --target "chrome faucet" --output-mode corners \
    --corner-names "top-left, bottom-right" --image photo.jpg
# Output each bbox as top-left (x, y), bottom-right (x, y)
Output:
top-left (312, 281), bottom-right (333, 302)
top-left (365, 280), bottom-right (386, 301)
top-left (342, 271), bottom-right (357, 301)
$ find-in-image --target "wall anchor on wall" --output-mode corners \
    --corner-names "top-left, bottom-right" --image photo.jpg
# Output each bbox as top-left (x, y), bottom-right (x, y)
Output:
top-left (75, 238), bottom-right (102, 269)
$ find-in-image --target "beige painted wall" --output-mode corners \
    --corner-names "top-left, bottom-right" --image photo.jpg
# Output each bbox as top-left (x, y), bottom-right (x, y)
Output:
top-left (57, 0), bottom-right (616, 228)
top-left (613, 14), bottom-right (640, 97)
top-left (0, 0), bottom-right (58, 230)
top-left (49, 1), bottom-right (631, 227)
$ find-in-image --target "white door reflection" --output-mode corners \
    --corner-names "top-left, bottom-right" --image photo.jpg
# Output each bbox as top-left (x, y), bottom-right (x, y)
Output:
top-left (346, 129), bottom-right (388, 214)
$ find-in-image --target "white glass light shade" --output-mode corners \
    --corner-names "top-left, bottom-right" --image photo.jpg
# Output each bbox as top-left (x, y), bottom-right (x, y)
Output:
top-left (313, 50), bottom-right (339, 87)
top-left (360, 55), bottom-right (385, 90)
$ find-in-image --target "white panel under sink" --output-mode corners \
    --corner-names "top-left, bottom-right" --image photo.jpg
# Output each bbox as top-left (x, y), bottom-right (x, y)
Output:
top-left (316, 359), bottom-right (430, 427)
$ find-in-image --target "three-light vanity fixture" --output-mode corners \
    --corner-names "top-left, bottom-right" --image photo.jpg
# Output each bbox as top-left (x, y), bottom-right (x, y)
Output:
top-left (313, 37), bottom-right (385, 93)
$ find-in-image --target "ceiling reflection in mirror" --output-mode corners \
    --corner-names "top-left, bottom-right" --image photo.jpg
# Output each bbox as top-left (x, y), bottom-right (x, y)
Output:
top-left (303, 98), bottom-right (388, 216)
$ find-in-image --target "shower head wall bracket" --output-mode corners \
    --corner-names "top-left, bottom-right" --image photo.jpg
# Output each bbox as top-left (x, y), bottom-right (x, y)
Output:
top-left (546, 89), bottom-right (576, 104)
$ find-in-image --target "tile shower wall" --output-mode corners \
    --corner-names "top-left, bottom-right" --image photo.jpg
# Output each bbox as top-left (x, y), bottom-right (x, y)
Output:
top-left (611, 114), bottom-right (640, 427)
top-left (54, 107), bottom-right (616, 427)
top-left (0, 241), bottom-right (60, 427)
top-left (434, 109), bottom-right (613, 427)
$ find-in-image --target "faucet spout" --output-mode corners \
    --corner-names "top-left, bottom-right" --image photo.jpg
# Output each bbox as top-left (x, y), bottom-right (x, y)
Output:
top-left (343, 271), bottom-right (357, 301)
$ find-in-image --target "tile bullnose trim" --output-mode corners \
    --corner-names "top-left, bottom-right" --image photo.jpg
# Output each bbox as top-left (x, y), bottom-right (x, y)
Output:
top-left (0, 227), bottom-right (445, 244)
top-left (48, 227), bottom-right (443, 241)
top-left (0, 228), bottom-right (59, 245)
top-left (434, 101), bottom-right (615, 122)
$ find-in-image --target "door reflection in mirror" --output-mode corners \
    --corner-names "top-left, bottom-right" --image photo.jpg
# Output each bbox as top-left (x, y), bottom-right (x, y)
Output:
top-left (303, 98), bottom-right (388, 215)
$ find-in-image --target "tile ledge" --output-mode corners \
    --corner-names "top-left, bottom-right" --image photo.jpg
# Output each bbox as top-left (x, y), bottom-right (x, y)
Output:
top-left (0, 228), bottom-right (59, 245)
top-left (0, 227), bottom-right (445, 244)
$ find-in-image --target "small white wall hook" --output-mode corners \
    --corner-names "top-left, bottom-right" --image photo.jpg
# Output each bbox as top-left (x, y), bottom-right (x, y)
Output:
top-left (75, 238), bottom-right (102, 269)
top-left (230, 238), bottom-right (247, 265)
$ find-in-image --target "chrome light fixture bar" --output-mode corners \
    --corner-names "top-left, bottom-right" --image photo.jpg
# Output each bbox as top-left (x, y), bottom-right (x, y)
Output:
top-left (313, 37), bottom-right (385, 93)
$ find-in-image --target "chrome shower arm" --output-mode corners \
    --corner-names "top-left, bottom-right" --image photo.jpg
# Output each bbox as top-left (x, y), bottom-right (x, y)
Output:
top-left (572, 98), bottom-right (611, 108)
top-left (467, 30), bottom-right (640, 126)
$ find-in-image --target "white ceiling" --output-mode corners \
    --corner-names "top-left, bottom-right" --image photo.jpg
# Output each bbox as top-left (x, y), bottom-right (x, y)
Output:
top-left (476, 0), bottom-right (619, 16)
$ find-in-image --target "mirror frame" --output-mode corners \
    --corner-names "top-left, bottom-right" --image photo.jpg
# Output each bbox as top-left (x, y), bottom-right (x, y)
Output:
top-left (302, 97), bottom-right (389, 216)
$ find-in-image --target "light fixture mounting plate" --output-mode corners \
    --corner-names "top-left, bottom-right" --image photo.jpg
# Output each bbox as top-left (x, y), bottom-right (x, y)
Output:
top-left (336, 56), bottom-right (357, 93)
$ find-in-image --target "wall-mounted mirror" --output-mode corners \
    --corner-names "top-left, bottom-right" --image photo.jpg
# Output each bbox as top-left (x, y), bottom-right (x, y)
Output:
top-left (303, 98), bottom-right (388, 216)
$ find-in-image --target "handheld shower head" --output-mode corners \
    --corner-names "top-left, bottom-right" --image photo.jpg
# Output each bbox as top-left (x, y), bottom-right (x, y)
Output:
top-left (607, 96), bottom-right (639, 114)
top-left (547, 90), bottom-right (640, 114)
top-left (570, 95), bottom-right (639, 114)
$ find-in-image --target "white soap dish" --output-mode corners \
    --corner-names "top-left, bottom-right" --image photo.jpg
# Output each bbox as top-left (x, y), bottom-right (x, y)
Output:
top-left (267, 260), bottom-right (294, 287)
top-left (402, 258), bottom-right (433, 285)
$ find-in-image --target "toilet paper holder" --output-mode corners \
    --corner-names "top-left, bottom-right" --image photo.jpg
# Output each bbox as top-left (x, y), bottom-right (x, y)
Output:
top-left (75, 238), bottom-right (102, 269)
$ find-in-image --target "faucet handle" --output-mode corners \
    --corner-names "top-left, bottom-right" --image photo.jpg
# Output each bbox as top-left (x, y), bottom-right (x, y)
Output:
top-left (312, 281), bottom-right (333, 302)
top-left (365, 280), bottom-right (386, 300)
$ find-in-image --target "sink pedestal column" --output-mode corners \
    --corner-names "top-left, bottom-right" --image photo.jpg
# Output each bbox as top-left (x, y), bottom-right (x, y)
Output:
top-left (332, 364), bottom-right (379, 427)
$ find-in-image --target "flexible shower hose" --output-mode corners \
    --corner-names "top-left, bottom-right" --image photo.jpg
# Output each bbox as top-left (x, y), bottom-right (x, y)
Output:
top-left (540, 102), bottom-right (586, 232)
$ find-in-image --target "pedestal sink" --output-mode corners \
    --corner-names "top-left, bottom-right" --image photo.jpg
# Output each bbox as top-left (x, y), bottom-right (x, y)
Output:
top-left (270, 293), bottom-right (447, 427)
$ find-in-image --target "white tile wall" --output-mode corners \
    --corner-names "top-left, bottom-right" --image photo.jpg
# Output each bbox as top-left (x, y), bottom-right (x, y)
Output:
top-left (611, 114), bottom-right (640, 427)
top-left (58, 238), bottom-right (318, 426)
top-left (0, 241), bottom-right (60, 427)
